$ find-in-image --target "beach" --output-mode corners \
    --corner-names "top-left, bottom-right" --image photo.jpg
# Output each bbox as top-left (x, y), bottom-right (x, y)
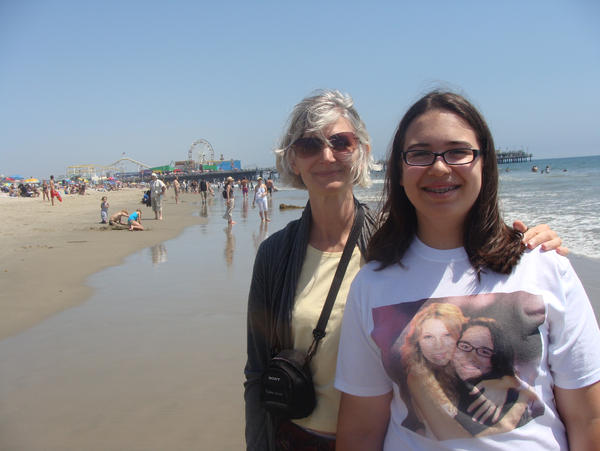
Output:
top-left (0, 188), bottom-right (206, 340)
top-left (0, 187), bottom-right (599, 451)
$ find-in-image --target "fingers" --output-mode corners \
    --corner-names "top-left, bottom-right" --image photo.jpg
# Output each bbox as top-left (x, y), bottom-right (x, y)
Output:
top-left (521, 224), bottom-right (565, 252)
top-left (475, 402), bottom-right (496, 424)
top-left (512, 220), bottom-right (527, 233)
top-left (467, 394), bottom-right (484, 413)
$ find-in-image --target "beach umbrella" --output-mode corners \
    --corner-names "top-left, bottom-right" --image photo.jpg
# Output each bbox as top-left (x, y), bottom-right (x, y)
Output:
top-left (10, 175), bottom-right (24, 180)
top-left (25, 178), bottom-right (39, 183)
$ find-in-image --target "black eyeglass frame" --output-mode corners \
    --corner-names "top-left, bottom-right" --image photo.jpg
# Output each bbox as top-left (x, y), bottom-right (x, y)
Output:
top-left (402, 148), bottom-right (480, 166)
top-left (456, 340), bottom-right (494, 358)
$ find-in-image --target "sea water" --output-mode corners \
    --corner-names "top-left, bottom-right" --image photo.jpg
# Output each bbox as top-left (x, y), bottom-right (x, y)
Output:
top-left (355, 155), bottom-right (600, 260)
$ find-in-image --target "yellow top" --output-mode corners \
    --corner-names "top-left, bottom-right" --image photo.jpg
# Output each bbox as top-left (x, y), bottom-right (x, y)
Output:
top-left (291, 244), bottom-right (364, 434)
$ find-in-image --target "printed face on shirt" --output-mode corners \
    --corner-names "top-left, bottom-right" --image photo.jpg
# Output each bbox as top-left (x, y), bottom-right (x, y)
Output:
top-left (418, 318), bottom-right (456, 367)
top-left (452, 325), bottom-right (494, 380)
top-left (371, 293), bottom-right (545, 439)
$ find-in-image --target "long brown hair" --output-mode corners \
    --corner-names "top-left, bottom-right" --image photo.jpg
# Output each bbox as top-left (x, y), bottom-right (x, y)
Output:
top-left (368, 91), bottom-right (523, 276)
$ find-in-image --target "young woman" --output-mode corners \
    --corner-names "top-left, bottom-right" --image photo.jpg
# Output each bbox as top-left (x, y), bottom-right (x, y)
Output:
top-left (334, 91), bottom-right (600, 450)
top-left (223, 176), bottom-right (236, 225)
top-left (253, 177), bottom-right (270, 222)
top-left (244, 90), bottom-right (564, 451)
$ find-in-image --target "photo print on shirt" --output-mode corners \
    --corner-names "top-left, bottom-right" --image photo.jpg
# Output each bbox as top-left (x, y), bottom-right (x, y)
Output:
top-left (371, 292), bottom-right (546, 440)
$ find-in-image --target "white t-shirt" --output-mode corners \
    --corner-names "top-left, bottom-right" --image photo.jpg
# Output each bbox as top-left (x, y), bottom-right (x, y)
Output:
top-left (150, 179), bottom-right (165, 197)
top-left (254, 186), bottom-right (268, 209)
top-left (335, 237), bottom-right (600, 450)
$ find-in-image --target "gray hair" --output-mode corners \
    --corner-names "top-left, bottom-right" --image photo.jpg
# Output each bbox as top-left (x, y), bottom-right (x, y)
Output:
top-left (274, 89), bottom-right (373, 189)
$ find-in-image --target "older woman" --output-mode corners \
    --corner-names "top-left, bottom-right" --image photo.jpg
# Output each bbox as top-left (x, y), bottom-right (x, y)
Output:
top-left (244, 90), bottom-right (564, 451)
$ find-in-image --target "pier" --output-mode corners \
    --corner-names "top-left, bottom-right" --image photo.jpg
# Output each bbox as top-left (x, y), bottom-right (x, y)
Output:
top-left (496, 150), bottom-right (532, 164)
top-left (159, 168), bottom-right (277, 184)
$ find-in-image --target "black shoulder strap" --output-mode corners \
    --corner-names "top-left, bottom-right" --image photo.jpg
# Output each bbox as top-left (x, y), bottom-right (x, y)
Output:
top-left (306, 205), bottom-right (365, 362)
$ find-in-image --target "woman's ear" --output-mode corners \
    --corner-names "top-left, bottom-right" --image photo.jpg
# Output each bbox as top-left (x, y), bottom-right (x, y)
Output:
top-left (290, 156), bottom-right (300, 175)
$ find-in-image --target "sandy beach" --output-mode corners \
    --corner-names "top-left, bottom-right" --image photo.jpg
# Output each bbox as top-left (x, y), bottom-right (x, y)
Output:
top-left (0, 188), bottom-right (206, 340)
top-left (0, 188), bottom-right (599, 451)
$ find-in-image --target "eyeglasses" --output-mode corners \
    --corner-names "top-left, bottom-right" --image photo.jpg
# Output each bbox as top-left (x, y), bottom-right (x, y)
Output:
top-left (456, 340), bottom-right (494, 358)
top-left (402, 148), bottom-right (480, 166)
top-left (291, 132), bottom-right (358, 158)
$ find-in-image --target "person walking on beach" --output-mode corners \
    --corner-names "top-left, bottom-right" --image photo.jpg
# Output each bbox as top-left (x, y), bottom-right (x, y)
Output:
top-left (128, 209), bottom-right (143, 231)
top-left (100, 196), bottom-right (109, 224)
top-left (199, 179), bottom-right (212, 204)
top-left (49, 175), bottom-right (61, 206)
top-left (252, 177), bottom-right (270, 222)
top-left (173, 176), bottom-right (181, 204)
top-left (42, 180), bottom-right (50, 202)
top-left (150, 173), bottom-right (166, 220)
top-left (265, 178), bottom-right (276, 197)
top-left (243, 89), bottom-right (567, 451)
top-left (241, 178), bottom-right (249, 200)
top-left (223, 176), bottom-right (235, 225)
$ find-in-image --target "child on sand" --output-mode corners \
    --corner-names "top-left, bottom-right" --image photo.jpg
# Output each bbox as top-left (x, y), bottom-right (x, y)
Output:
top-left (128, 209), bottom-right (143, 231)
top-left (100, 196), bottom-right (109, 224)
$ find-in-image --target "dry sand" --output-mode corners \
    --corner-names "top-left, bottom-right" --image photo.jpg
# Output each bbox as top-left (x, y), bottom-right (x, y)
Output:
top-left (0, 188), bottom-right (205, 340)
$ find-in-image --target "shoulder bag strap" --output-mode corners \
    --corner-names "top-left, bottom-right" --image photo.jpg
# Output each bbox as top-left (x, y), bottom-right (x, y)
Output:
top-left (305, 205), bottom-right (365, 363)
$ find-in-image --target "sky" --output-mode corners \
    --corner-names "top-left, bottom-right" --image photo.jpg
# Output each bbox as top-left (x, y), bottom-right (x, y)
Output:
top-left (1, 0), bottom-right (599, 178)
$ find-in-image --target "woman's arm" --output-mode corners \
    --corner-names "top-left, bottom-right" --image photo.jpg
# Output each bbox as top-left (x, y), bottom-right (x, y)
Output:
top-left (554, 381), bottom-right (600, 451)
top-left (337, 392), bottom-right (392, 451)
top-left (408, 370), bottom-right (534, 439)
top-left (244, 244), bottom-right (274, 450)
top-left (513, 221), bottom-right (568, 255)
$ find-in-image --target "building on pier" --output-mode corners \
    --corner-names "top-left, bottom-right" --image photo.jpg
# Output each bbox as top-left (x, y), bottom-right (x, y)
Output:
top-left (496, 150), bottom-right (532, 164)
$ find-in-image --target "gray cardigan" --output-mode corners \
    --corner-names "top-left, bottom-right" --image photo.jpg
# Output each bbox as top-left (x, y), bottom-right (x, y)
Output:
top-left (244, 199), bottom-right (376, 450)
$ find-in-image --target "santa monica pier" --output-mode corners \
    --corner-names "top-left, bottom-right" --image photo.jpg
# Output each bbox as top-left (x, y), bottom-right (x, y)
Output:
top-left (64, 139), bottom-right (277, 185)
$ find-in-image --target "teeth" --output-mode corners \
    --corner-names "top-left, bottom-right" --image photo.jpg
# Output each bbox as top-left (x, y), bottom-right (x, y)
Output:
top-left (425, 186), bottom-right (457, 193)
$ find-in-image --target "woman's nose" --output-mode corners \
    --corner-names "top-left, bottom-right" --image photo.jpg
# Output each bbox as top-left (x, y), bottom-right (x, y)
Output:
top-left (319, 144), bottom-right (337, 162)
top-left (427, 155), bottom-right (451, 174)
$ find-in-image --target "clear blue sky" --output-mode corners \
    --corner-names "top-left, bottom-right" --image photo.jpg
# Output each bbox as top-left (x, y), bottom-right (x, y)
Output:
top-left (1, 0), bottom-right (599, 178)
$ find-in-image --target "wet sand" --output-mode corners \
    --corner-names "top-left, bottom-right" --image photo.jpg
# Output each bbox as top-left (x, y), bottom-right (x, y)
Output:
top-left (0, 191), bottom-right (308, 451)
top-left (0, 188), bottom-right (206, 340)
top-left (0, 188), bottom-right (599, 450)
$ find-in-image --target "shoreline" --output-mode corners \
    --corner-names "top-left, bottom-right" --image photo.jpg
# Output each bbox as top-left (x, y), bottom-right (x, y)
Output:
top-left (2, 190), bottom-right (599, 341)
top-left (0, 189), bottom-right (207, 340)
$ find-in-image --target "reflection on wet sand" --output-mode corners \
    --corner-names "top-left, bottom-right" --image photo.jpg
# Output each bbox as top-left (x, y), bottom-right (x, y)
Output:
top-left (252, 221), bottom-right (269, 252)
top-left (241, 197), bottom-right (249, 219)
top-left (224, 223), bottom-right (235, 267)
top-left (151, 243), bottom-right (168, 265)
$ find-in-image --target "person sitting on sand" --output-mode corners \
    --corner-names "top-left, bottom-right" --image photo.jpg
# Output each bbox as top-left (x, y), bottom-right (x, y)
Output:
top-left (128, 209), bottom-right (143, 231)
top-left (109, 209), bottom-right (129, 225)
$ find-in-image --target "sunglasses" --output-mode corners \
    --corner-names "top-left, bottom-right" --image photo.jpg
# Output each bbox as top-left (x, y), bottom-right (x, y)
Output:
top-left (291, 132), bottom-right (358, 158)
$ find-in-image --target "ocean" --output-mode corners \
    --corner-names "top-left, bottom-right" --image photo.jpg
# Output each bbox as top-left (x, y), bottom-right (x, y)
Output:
top-left (353, 155), bottom-right (600, 260)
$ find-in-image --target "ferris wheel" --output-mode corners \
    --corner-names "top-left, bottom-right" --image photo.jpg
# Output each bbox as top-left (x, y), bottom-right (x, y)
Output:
top-left (188, 139), bottom-right (215, 164)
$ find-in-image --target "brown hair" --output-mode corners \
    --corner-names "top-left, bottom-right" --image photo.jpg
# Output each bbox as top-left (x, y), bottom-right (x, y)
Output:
top-left (368, 91), bottom-right (523, 276)
top-left (400, 303), bottom-right (466, 370)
